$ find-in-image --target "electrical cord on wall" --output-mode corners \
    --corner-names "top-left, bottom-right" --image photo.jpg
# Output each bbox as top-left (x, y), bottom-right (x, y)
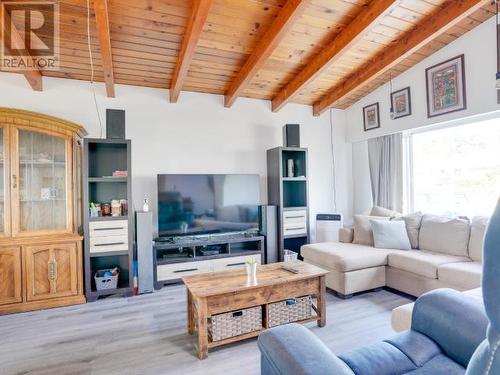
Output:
top-left (87, 0), bottom-right (104, 138)
top-left (329, 108), bottom-right (338, 212)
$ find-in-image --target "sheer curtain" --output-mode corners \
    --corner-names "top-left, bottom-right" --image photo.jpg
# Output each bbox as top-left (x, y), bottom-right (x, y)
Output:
top-left (368, 133), bottom-right (403, 212)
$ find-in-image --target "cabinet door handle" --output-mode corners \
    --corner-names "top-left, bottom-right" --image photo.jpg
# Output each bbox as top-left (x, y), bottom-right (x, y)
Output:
top-left (226, 262), bottom-right (245, 267)
top-left (12, 174), bottom-right (17, 189)
top-left (286, 227), bottom-right (305, 231)
top-left (93, 227), bottom-right (125, 231)
top-left (48, 259), bottom-right (57, 281)
top-left (94, 242), bottom-right (125, 247)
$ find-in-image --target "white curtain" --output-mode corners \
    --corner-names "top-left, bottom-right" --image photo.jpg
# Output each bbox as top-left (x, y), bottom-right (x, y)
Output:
top-left (368, 133), bottom-right (403, 212)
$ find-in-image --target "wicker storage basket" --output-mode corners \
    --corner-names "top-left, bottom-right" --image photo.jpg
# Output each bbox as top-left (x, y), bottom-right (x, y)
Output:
top-left (209, 306), bottom-right (262, 341)
top-left (268, 296), bottom-right (313, 327)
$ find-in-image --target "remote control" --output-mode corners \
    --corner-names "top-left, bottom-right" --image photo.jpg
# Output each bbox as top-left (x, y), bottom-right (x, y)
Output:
top-left (281, 265), bottom-right (299, 274)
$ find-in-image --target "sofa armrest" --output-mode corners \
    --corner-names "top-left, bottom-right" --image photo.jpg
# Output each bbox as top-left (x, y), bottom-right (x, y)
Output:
top-left (339, 227), bottom-right (354, 243)
top-left (412, 288), bottom-right (488, 368)
top-left (258, 324), bottom-right (354, 375)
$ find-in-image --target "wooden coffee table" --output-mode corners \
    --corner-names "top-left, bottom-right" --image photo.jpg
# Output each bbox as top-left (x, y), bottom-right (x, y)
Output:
top-left (182, 261), bottom-right (328, 359)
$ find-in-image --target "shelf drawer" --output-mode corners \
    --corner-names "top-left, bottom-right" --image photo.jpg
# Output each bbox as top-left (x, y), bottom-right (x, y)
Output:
top-left (212, 255), bottom-right (261, 272)
top-left (283, 209), bottom-right (307, 223)
top-left (90, 235), bottom-right (128, 253)
top-left (283, 209), bottom-right (307, 236)
top-left (89, 220), bottom-right (128, 237)
top-left (157, 261), bottom-right (212, 281)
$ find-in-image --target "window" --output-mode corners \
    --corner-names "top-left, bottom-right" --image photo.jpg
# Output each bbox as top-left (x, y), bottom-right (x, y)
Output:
top-left (406, 117), bottom-right (500, 217)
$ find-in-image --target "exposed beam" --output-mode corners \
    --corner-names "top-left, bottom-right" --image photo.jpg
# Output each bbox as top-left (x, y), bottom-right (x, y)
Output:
top-left (93, 0), bottom-right (115, 97)
top-left (272, 0), bottom-right (397, 112)
top-left (313, 0), bottom-right (488, 116)
top-left (170, 0), bottom-right (212, 103)
top-left (224, 0), bottom-right (308, 108)
top-left (1, 10), bottom-right (43, 91)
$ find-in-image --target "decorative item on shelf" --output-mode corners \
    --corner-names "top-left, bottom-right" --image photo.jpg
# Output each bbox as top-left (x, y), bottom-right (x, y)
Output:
top-left (391, 87), bottom-right (412, 119)
top-left (142, 198), bottom-right (150, 212)
top-left (89, 202), bottom-right (99, 218)
top-left (102, 203), bottom-right (111, 216)
top-left (112, 170), bottom-right (128, 177)
top-left (363, 102), bottom-right (380, 131)
top-left (120, 199), bottom-right (128, 216)
top-left (287, 159), bottom-right (294, 178)
top-left (41, 187), bottom-right (51, 200)
top-left (426, 54), bottom-right (466, 118)
top-left (111, 200), bottom-right (121, 217)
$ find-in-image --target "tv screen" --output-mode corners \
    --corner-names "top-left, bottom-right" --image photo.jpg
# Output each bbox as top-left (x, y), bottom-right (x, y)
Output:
top-left (157, 174), bottom-right (260, 237)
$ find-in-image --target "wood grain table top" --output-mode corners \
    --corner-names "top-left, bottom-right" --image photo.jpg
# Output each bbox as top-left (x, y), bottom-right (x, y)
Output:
top-left (182, 261), bottom-right (328, 298)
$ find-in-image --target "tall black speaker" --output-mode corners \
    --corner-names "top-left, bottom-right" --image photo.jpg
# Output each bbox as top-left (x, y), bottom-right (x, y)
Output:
top-left (106, 109), bottom-right (126, 139)
top-left (283, 124), bottom-right (300, 147)
top-left (259, 205), bottom-right (278, 264)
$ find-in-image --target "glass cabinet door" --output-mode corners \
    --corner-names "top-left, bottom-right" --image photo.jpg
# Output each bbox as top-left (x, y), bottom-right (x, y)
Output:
top-left (14, 129), bottom-right (70, 234)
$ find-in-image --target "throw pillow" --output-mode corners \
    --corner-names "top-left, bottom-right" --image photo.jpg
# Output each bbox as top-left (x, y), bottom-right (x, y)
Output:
top-left (391, 212), bottom-right (423, 249)
top-left (418, 214), bottom-right (470, 256)
top-left (370, 206), bottom-right (401, 218)
top-left (353, 215), bottom-right (388, 246)
top-left (370, 220), bottom-right (412, 250)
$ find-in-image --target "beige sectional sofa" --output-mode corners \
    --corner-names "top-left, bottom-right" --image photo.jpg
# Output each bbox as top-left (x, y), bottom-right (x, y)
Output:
top-left (301, 210), bottom-right (487, 298)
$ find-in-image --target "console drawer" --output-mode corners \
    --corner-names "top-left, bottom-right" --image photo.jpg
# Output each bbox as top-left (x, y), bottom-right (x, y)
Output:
top-left (90, 235), bottom-right (129, 253)
top-left (157, 261), bottom-right (212, 281)
top-left (89, 220), bottom-right (128, 237)
top-left (212, 255), bottom-right (262, 272)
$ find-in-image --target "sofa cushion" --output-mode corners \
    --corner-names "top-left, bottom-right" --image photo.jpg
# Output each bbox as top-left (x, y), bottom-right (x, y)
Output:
top-left (468, 216), bottom-right (489, 262)
top-left (419, 215), bottom-right (470, 256)
top-left (339, 341), bottom-right (417, 375)
top-left (339, 227), bottom-right (354, 243)
top-left (392, 212), bottom-right (423, 249)
top-left (438, 262), bottom-right (482, 290)
top-left (352, 215), bottom-right (388, 246)
top-left (370, 219), bottom-right (411, 250)
top-left (301, 242), bottom-right (399, 272)
top-left (370, 206), bottom-right (401, 218)
top-left (388, 250), bottom-right (470, 279)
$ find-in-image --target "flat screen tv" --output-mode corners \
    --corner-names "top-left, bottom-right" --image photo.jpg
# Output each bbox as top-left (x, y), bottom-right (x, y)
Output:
top-left (157, 174), bottom-right (260, 237)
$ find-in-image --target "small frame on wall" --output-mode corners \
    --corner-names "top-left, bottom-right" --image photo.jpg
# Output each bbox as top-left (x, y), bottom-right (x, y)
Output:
top-left (363, 102), bottom-right (380, 131)
top-left (426, 54), bottom-right (466, 118)
top-left (391, 87), bottom-right (412, 119)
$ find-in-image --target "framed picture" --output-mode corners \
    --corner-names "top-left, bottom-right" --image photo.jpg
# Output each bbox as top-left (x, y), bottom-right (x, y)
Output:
top-left (391, 87), bottom-right (412, 119)
top-left (363, 102), bottom-right (380, 131)
top-left (425, 54), bottom-right (466, 118)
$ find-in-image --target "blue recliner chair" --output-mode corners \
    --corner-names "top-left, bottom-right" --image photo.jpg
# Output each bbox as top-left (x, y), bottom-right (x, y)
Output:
top-left (258, 199), bottom-right (500, 375)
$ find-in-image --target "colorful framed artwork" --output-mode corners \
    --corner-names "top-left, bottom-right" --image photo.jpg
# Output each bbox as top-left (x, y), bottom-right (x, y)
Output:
top-left (391, 87), bottom-right (412, 119)
top-left (425, 54), bottom-right (466, 118)
top-left (363, 102), bottom-right (380, 131)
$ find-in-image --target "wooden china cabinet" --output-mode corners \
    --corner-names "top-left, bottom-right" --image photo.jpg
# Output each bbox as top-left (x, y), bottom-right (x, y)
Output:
top-left (0, 108), bottom-right (87, 314)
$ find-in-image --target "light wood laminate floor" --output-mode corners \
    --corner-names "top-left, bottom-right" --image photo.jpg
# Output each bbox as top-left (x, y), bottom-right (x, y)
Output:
top-left (0, 285), bottom-right (412, 375)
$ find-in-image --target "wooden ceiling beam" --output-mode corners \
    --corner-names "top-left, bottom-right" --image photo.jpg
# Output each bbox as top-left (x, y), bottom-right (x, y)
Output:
top-left (312, 0), bottom-right (488, 116)
top-left (1, 10), bottom-right (43, 91)
top-left (224, 0), bottom-right (308, 108)
top-left (170, 0), bottom-right (212, 103)
top-left (272, 0), bottom-right (397, 113)
top-left (93, 0), bottom-right (115, 97)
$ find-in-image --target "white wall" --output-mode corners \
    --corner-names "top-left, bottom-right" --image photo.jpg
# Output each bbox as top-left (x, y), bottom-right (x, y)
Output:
top-left (0, 71), bottom-right (351, 237)
top-left (345, 16), bottom-right (499, 213)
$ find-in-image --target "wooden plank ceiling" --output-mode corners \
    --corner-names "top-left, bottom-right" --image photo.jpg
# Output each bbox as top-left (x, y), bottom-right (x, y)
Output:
top-left (1, 0), bottom-right (495, 114)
